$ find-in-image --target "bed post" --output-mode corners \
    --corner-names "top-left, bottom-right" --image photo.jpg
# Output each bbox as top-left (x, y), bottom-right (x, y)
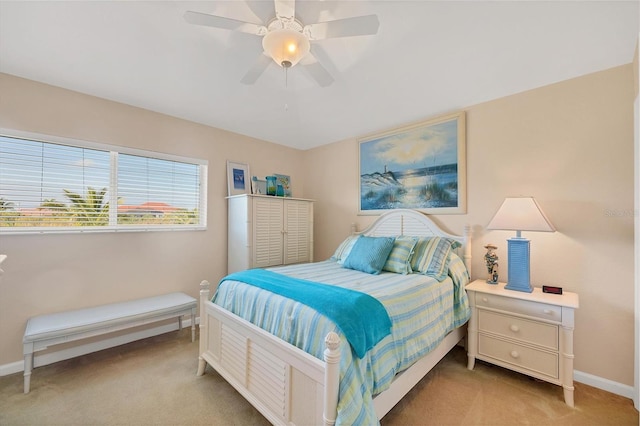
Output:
top-left (196, 280), bottom-right (210, 376)
top-left (323, 332), bottom-right (341, 426)
top-left (463, 224), bottom-right (472, 277)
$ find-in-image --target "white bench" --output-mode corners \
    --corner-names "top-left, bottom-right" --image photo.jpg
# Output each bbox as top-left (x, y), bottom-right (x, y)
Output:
top-left (22, 292), bottom-right (197, 394)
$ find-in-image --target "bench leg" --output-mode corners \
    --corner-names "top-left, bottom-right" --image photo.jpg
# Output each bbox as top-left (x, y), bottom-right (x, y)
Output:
top-left (23, 353), bottom-right (33, 394)
top-left (191, 312), bottom-right (196, 343)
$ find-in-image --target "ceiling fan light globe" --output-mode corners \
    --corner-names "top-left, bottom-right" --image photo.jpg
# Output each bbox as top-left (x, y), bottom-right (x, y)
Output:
top-left (262, 28), bottom-right (310, 68)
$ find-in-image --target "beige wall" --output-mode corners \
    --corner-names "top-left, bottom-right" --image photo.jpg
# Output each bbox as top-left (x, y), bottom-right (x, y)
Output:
top-left (0, 73), bottom-right (306, 365)
top-left (304, 65), bottom-right (636, 387)
top-left (0, 64), bottom-right (636, 388)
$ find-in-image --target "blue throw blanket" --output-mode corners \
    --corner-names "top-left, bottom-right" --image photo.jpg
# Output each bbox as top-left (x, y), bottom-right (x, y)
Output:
top-left (220, 269), bottom-right (392, 358)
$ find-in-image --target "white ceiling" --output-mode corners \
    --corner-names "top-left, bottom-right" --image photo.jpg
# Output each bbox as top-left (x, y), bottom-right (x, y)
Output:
top-left (1, 1), bottom-right (638, 150)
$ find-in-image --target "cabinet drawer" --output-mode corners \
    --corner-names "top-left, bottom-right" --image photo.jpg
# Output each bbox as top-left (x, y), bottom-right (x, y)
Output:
top-left (475, 293), bottom-right (562, 322)
top-left (478, 334), bottom-right (559, 379)
top-left (478, 311), bottom-right (558, 350)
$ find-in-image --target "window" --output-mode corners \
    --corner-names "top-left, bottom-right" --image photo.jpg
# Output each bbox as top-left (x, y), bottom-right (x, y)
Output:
top-left (0, 130), bottom-right (207, 233)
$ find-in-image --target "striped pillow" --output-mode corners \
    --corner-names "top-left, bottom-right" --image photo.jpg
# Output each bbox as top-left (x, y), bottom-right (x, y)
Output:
top-left (331, 235), bottom-right (360, 264)
top-left (447, 252), bottom-right (470, 287)
top-left (411, 237), bottom-right (456, 281)
top-left (342, 236), bottom-right (395, 275)
top-left (383, 236), bottom-right (418, 274)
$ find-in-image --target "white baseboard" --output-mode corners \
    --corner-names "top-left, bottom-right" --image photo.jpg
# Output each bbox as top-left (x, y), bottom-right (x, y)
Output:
top-left (0, 321), bottom-right (634, 402)
top-left (0, 360), bottom-right (24, 377)
top-left (0, 317), bottom-right (197, 377)
top-left (574, 370), bottom-right (635, 400)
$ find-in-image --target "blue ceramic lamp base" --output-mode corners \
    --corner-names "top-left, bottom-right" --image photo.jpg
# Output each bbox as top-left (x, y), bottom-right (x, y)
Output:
top-left (505, 237), bottom-right (533, 293)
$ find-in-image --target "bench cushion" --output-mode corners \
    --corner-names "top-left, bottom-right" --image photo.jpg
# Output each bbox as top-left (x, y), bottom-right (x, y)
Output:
top-left (24, 292), bottom-right (196, 343)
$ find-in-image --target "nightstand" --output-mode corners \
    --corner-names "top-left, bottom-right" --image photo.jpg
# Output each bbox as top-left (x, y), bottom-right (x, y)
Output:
top-left (465, 279), bottom-right (579, 407)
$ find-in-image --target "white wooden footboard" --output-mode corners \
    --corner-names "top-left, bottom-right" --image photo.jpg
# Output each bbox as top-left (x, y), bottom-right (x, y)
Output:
top-left (197, 281), bottom-right (341, 426)
top-left (196, 280), bottom-right (467, 425)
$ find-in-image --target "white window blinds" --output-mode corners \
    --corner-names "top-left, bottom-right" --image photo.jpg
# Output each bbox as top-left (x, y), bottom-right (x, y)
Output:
top-left (0, 131), bottom-right (207, 233)
top-left (117, 154), bottom-right (202, 226)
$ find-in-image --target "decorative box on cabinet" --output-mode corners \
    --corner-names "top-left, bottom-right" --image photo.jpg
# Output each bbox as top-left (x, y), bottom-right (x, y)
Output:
top-left (465, 279), bottom-right (579, 407)
top-left (227, 194), bottom-right (314, 273)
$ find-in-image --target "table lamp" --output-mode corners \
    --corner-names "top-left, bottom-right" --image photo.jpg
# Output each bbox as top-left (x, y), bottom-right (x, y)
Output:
top-left (486, 197), bottom-right (555, 292)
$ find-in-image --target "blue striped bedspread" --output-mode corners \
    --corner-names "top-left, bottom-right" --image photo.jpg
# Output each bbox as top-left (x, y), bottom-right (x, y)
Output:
top-left (213, 260), bottom-right (471, 425)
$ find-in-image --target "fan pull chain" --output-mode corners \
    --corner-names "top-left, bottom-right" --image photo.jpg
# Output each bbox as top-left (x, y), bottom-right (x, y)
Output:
top-left (285, 65), bottom-right (288, 87)
top-left (283, 63), bottom-right (289, 111)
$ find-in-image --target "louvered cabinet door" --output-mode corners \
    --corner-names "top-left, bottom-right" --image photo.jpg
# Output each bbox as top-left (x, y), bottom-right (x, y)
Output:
top-left (253, 196), bottom-right (284, 268)
top-left (283, 199), bottom-right (314, 265)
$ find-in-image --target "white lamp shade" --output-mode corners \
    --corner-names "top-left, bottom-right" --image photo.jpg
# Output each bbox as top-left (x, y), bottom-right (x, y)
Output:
top-left (262, 29), bottom-right (310, 68)
top-left (487, 197), bottom-right (555, 233)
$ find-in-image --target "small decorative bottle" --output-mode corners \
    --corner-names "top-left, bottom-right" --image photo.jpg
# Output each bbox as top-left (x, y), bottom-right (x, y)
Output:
top-left (484, 244), bottom-right (499, 284)
top-left (266, 176), bottom-right (277, 196)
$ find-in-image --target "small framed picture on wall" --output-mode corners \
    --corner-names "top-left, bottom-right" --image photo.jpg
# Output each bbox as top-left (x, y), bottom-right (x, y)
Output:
top-left (227, 160), bottom-right (250, 196)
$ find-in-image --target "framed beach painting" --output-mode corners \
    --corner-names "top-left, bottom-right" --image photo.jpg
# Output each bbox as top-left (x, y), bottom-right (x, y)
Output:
top-left (358, 111), bottom-right (466, 215)
top-left (227, 160), bottom-right (250, 196)
top-left (273, 174), bottom-right (292, 197)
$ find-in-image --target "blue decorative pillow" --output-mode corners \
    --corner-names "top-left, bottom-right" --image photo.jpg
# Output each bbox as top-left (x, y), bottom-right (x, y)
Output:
top-left (411, 237), bottom-right (456, 281)
top-left (331, 235), bottom-right (360, 265)
top-left (383, 236), bottom-right (418, 274)
top-left (342, 236), bottom-right (395, 275)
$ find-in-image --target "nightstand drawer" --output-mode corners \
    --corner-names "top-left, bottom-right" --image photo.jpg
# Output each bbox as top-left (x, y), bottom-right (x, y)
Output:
top-left (478, 334), bottom-right (559, 379)
top-left (475, 293), bottom-right (562, 322)
top-left (478, 310), bottom-right (558, 350)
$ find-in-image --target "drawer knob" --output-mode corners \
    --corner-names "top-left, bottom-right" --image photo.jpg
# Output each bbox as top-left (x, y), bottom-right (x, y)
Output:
top-left (510, 350), bottom-right (520, 359)
top-left (509, 324), bottom-right (520, 332)
top-left (482, 297), bottom-right (489, 303)
top-left (543, 309), bottom-right (553, 315)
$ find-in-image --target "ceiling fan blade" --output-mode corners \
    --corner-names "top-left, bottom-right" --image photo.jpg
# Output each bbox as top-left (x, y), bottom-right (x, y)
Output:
top-left (300, 52), bottom-right (334, 87)
top-left (274, 0), bottom-right (295, 22)
top-left (241, 54), bottom-right (273, 84)
top-left (184, 11), bottom-right (266, 35)
top-left (245, 1), bottom-right (274, 24)
top-left (303, 15), bottom-right (379, 40)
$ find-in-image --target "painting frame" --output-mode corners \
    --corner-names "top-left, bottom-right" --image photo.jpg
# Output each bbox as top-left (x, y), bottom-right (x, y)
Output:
top-left (358, 111), bottom-right (466, 215)
top-left (227, 160), bottom-right (250, 197)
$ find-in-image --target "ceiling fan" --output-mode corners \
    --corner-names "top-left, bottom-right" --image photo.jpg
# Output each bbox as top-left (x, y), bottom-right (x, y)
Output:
top-left (184, 0), bottom-right (379, 87)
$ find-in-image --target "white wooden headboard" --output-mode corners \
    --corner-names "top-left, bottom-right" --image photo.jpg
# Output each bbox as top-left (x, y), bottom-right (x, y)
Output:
top-left (357, 209), bottom-right (472, 276)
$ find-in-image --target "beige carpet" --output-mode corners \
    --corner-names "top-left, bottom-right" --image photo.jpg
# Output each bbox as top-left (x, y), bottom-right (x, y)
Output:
top-left (0, 329), bottom-right (637, 426)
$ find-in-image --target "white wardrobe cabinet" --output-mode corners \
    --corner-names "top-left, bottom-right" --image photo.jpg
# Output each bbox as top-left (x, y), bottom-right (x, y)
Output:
top-left (228, 194), bottom-right (314, 273)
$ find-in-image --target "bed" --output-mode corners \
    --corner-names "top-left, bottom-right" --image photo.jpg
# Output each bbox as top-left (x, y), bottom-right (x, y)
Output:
top-left (197, 209), bottom-right (472, 425)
